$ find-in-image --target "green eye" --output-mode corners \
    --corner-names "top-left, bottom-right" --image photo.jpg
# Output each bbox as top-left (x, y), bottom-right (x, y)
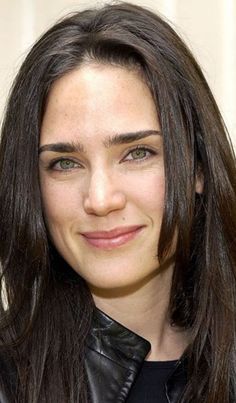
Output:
top-left (123, 147), bottom-right (155, 163)
top-left (130, 149), bottom-right (147, 159)
top-left (48, 158), bottom-right (82, 172)
top-left (59, 159), bottom-right (76, 169)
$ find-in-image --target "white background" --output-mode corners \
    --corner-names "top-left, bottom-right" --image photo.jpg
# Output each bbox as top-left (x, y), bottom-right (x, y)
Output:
top-left (0, 0), bottom-right (235, 146)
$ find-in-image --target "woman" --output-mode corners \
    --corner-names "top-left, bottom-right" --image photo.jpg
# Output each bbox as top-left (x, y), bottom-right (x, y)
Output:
top-left (0, 2), bottom-right (235, 402)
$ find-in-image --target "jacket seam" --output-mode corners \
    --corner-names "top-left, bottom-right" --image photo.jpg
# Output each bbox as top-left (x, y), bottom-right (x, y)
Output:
top-left (116, 367), bottom-right (135, 402)
top-left (86, 344), bottom-right (137, 373)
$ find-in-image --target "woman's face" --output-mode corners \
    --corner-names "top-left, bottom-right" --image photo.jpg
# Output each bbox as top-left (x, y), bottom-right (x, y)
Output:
top-left (39, 63), bottom-right (166, 290)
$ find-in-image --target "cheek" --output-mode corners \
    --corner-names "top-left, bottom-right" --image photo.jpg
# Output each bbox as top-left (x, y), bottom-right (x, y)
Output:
top-left (40, 179), bottom-right (82, 228)
top-left (130, 172), bottom-right (165, 215)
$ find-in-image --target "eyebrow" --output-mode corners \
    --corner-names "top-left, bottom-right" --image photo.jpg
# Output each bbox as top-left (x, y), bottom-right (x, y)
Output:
top-left (38, 130), bottom-right (161, 154)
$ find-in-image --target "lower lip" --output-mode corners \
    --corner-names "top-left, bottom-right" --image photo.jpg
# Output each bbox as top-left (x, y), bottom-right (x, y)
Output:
top-left (82, 227), bottom-right (144, 250)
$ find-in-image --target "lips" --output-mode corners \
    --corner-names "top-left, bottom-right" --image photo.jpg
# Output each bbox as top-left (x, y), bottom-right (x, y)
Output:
top-left (81, 225), bottom-right (144, 249)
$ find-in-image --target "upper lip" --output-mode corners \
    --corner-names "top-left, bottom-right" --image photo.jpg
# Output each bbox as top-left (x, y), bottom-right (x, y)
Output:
top-left (81, 225), bottom-right (144, 239)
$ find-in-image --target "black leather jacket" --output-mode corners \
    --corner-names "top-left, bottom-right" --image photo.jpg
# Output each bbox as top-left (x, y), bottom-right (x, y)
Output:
top-left (0, 309), bottom-right (187, 402)
top-left (86, 309), bottom-right (187, 402)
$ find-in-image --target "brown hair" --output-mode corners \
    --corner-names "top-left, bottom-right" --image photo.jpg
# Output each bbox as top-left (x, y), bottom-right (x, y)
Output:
top-left (0, 2), bottom-right (236, 401)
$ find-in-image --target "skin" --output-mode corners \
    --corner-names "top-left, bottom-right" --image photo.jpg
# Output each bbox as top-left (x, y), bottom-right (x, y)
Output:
top-left (39, 64), bottom-right (189, 360)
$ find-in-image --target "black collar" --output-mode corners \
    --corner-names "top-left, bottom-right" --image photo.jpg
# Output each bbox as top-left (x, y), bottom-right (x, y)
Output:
top-left (86, 308), bottom-right (188, 402)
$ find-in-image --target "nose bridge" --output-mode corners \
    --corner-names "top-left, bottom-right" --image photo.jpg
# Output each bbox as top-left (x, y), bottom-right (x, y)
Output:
top-left (90, 166), bottom-right (112, 203)
top-left (83, 164), bottom-right (126, 215)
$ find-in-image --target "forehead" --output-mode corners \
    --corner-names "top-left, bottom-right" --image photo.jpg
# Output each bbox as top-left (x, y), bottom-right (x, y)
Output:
top-left (40, 64), bottom-right (160, 147)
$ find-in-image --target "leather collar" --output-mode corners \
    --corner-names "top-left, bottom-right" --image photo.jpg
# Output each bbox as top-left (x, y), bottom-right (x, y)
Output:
top-left (86, 308), bottom-right (187, 402)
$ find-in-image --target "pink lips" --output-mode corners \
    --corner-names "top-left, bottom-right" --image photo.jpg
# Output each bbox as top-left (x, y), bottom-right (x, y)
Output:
top-left (81, 225), bottom-right (144, 250)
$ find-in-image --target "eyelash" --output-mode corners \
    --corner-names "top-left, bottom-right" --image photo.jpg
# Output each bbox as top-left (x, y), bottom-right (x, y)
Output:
top-left (122, 145), bottom-right (157, 163)
top-left (47, 145), bottom-right (157, 172)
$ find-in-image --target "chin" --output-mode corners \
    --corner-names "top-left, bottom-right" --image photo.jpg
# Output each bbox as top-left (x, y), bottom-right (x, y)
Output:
top-left (83, 268), bottom-right (159, 297)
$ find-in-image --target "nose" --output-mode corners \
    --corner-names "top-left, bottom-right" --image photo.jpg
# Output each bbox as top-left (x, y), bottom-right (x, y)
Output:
top-left (83, 169), bottom-right (127, 216)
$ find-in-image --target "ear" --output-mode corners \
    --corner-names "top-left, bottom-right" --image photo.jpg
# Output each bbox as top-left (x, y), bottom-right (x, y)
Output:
top-left (195, 168), bottom-right (204, 194)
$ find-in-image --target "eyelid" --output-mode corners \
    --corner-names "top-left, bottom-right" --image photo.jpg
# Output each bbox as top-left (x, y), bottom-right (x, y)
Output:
top-left (122, 144), bottom-right (158, 162)
top-left (47, 156), bottom-right (83, 171)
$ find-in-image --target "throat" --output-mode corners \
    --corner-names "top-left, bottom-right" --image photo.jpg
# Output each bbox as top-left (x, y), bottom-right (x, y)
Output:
top-left (90, 273), bottom-right (190, 362)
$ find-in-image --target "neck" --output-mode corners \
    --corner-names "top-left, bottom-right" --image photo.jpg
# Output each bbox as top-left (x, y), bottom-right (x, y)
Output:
top-left (90, 264), bottom-right (190, 361)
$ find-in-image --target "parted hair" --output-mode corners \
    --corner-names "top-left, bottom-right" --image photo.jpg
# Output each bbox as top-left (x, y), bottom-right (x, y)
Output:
top-left (0, 2), bottom-right (236, 402)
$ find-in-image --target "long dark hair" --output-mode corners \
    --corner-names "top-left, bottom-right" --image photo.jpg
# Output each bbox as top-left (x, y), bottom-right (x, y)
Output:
top-left (0, 2), bottom-right (236, 402)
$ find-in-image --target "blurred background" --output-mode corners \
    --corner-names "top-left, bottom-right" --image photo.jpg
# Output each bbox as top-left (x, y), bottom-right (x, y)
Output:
top-left (0, 0), bottom-right (235, 146)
